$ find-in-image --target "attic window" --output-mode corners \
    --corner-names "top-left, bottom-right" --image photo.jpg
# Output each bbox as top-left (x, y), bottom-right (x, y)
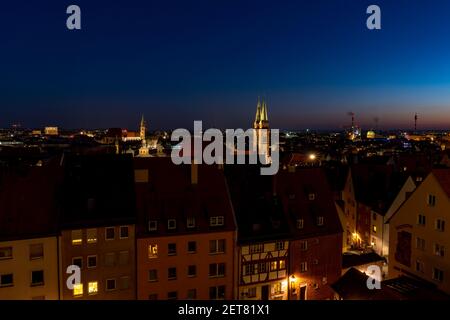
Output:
top-left (308, 193), bottom-right (316, 201)
top-left (416, 176), bottom-right (423, 182)
top-left (187, 217), bottom-right (195, 229)
top-left (168, 219), bottom-right (177, 230)
top-left (210, 216), bottom-right (224, 227)
top-left (148, 220), bottom-right (157, 231)
top-left (317, 216), bottom-right (324, 226)
top-left (296, 219), bottom-right (304, 229)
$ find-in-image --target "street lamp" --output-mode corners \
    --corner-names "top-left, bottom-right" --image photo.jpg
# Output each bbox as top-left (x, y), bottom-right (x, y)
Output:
top-left (289, 275), bottom-right (297, 300)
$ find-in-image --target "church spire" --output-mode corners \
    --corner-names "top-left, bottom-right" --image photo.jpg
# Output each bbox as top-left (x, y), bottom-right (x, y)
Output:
top-left (260, 97), bottom-right (268, 122)
top-left (140, 114), bottom-right (147, 144)
top-left (254, 97), bottom-right (261, 129)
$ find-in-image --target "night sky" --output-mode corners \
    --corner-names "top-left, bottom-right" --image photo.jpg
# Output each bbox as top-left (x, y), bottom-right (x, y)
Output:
top-left (3, 0), bottom-right (450, 130)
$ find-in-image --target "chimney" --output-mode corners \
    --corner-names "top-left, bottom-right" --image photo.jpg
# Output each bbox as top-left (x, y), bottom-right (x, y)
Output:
top-left (191, 163), bottom-right (198, 185)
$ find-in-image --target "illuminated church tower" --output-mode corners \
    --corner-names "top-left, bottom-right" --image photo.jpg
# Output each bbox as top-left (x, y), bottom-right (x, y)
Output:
top-left (253, 97), bottom-right (270, 161)
top-left (138, 115), bottom-right (150, 157)
top-left (140, 115), bottom-right (146, 142)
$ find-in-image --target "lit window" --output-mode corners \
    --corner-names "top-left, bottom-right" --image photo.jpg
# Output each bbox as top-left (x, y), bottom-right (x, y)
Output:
top-left (148, 244), bottom-right (158, 259)
top-left (247, 287), bottom-right (257, 298)
top-left (87, 229), bottom-right (97, 244)
top-left (187, 217), bottom-right (196, 229)
top-left (308, 193), bottom-right (316, 201)
top-left (105, 227), bottom-right (115, 240)
top-left (372, 225), bottom-right (377, 233)
top-left (270, 261), bottom-right (277, 271)
top-left (120, 226), bottom-right (129, 239)
top-left (273, 282), bottom-right (283, 294)
top-left (148, 220), bottom-right (157, 231)
top-left (71, 230), bottom-right (82, 245)
top-left (168, 219), bottom-right (177, 230)
top-left (279, 260), bottom-right (286, 270)
top-left (73, 283), bottom-right (83, 297)
top-left (296, 219), bottom-right (304, 229)
top-left (88, 281), bottom-right (98, 295)
top-left (249, 244), bottom-right (264, 254)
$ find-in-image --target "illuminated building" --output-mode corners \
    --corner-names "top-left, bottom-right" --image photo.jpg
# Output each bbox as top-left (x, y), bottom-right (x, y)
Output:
top-left (388, 169), bottom-right (450, 294)
top-left (134, 158), bottom-right (236, 300)
top-left (44, 127), bottom-right (59, 136)
top-left (0, 161), bottom-right (61, 299)
top-left (58, 154), bottom-right (136, 300)
top-left (253, 97), bottom-right (270, 161)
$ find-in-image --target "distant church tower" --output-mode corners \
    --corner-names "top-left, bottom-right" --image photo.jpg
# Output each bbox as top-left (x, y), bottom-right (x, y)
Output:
top-left (138, 115), bottom-right (150, 157)
top-left (253, 97), bottom-right (270, 161)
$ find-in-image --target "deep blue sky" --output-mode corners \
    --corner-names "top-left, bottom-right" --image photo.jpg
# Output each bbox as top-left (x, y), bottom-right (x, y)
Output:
top-left (2, 0), bottom-right (450, 130)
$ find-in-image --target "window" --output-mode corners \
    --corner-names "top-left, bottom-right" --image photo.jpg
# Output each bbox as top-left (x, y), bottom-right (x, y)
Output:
top-left (105, 227), bottom-right (115, 240)
top-left (72, 257), bottom-right (83, 269)
top-left (149, 269), bottom-right (158, 282)
top-left (428, 194), bottom-right (436, 206)
top-left (105, 253), bottom-right (115, 266)
top-left (245, 264), bottom-right (255, 275)
top-left (29, 244), bottom-right (44, 260)
top-left (106, 279), bottom-right (116, 291)
top-left (88, 281), bottom-right (98, 295)
top-left (416, 237), bottom-right (426, 251)
top-left (148, 220), bottom-right (157, 231)
top-left (120, 226), bottom-right (129, 239)
top-left (279, 259), bottom-right (286, 270)
top-left (209, 263), bottom-right (225, 277)
top-left (167, 243), bottom-right (177, 256)
top-left (188, 241), bottom-right (197, 253)
top-left (120, 276), bottom-right (129, 290)
top-left (0, 274), bottom-right (13, 287)
top-left (308, 193), bottom-right (316, 201)
top-left (31, 270), bottom-right (44, 287)
top-left (372, 225), bottom-right (377, 233)
top-left (434, 244), bottom-right (445, 257)
top-left (418, 214), bottom-right (426, 226)
top-left (209, 286), bottom-right (225, 299)
top-left (168, 291), bottom-right (178, 300)
top-left (148, 244), bottom-right (158, 259)
top-left (210, 216), bottom-right (224, 227)
top-left (73, 283), bottom-right (83, 297)
top-left (188, 265), bottom-right (197, 277)
top-left (275, 241), bottom-right (285, 250)
top-left (187, 289), bottom-right (197, 299)
top-left (249, 244), bottom-right (264, 254)
top-left (209, 239), bottom-right (226, 254)
top-left (300, 262), bottom-right (308, 273)
top-left (416, 260), bottom-right (424, 273)
top-left (299, 241), bottom-right (308, 251)
top-left (87, 229), bottom-right (97, 244)
top-left (149, 294), bottom-right (158, 300)
top-left (119, 251), bottom-right (129, 265)
top-left (187, 217), bottom-right (195, 229)
top-left (296, 219), bottom-right (304, 229)
top-left (168, 267), bottom-right (177, 280)
top-left (317, 216), bottom-right (324, 226)
top-left (71, 230), bottom-right (82, 245)
top-left (270, 261), bottom-right (278, 271)
top-left (432, 268), bottom-right (444, 282)
top-left (436, 219), bottom-right (446, 232)
top-left (273, 282), bottom-right (283, 294)
top-left (87, 255), bottom-right (97, 268)
top-left (247, 287), bottom-right (257, 298)
top-left (168, 219), bottom-right (177, 230)
top-left (258, 262), bottom-right (267, 273)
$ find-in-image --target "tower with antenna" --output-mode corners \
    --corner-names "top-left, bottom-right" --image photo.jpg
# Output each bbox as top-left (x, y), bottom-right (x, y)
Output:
top-left (414, 113), bottom-right (418, 132)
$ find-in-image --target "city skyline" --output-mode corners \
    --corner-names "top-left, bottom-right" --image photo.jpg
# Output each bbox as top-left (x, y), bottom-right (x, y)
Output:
top-left (3, 0), bottom-right (450, 130)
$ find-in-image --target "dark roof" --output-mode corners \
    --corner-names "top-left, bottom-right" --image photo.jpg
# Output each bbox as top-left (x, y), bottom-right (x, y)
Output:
top-left (342, 251), bottom-right (386, 269)
top-left (275, 167), bottom-right (343, 239)
top-left (134, 157), bottom-right (236, 237)
top-left (432, 168), bottom-right (450, 198)
top-left (60, 154), bottom-right (136, 229)
top-left (225, 164), bottom-right (291, 244)
top-left (0, 159), bottom-right (62, 241)
top-left (332, 268), bottom-right (450, 300)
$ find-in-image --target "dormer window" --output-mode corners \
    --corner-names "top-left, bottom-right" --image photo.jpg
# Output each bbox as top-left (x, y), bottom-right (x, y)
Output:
top-left (168, 219), bottom-right (177, 230)
top-left (317, 216), bottom-right (324, 226)
top-left (308, 193), bottom-right (316, 201)
top-left (210, 216), bottom-right (224, 227)
top-left (148, 220), bottom-right (157, 231)
top-left (187, 217), bottom-right (196, 229)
